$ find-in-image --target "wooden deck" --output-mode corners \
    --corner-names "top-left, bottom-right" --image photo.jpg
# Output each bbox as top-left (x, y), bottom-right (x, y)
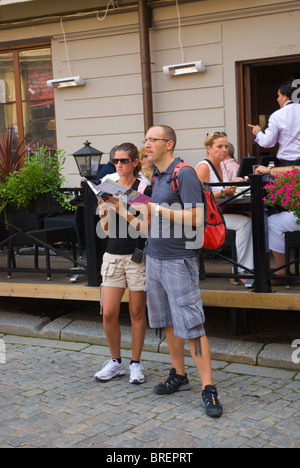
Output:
top-left (1, 250), bottom-right (300, 311)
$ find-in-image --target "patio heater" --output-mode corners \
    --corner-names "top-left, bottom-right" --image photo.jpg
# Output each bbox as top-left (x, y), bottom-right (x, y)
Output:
top-left (73, 141), bottom-right (104, 287)
top-left (73, 140), bottom-right (103, 181)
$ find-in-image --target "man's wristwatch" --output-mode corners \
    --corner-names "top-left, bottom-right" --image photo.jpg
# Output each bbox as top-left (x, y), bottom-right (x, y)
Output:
top-left (220, 189), bottom-right (225, 198)
top-left (153, 204), bottom-right (160, 217)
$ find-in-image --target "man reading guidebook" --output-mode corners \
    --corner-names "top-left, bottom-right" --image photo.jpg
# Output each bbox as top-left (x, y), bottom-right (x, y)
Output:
top-left (133, 126), bottom-right (223, 418)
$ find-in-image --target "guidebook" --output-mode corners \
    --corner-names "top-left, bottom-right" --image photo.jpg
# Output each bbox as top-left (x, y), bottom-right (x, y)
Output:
top-left (87, 179), bottom-right (151, 205)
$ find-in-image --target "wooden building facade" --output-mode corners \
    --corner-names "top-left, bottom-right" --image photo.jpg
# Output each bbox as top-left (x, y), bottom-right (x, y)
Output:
top-left (1, 0), bottom-right (300, 186)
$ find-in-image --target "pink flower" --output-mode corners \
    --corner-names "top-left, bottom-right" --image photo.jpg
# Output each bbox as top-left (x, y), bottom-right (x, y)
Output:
top-left (265, 168), bottom-right (300, 222)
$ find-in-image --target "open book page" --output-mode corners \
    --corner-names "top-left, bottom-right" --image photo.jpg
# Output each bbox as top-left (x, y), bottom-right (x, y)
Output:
top-left (87, 179), bottom-right (151, 205)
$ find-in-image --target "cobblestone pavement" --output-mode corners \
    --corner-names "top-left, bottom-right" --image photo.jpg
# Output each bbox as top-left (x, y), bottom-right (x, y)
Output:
top-left (0, 336), bottom-right (299, 449)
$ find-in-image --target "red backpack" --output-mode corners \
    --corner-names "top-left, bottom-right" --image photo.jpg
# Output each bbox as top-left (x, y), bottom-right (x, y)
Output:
top-left (155, 162), bottom-right (227, 252)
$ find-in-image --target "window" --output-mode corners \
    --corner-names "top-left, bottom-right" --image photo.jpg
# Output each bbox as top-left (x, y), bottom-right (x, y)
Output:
top-left (0, 45), bottom-right (56, 153)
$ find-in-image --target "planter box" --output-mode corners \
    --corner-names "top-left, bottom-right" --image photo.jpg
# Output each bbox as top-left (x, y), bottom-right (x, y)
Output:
top-left (6, 193), bottom-right (64, 215)
top-left (33, 193), bottom-right (64, 214)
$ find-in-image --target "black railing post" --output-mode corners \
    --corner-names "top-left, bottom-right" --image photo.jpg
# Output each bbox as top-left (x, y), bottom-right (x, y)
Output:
top-left (249, 174), bottom-right (271, 293)
top-left (82, 181), bottom-right (102, 287)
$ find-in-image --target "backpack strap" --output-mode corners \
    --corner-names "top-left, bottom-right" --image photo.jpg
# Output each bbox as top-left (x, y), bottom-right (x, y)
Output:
top-left (151, 161), bottom-right (194, 195)
top-left (151, 171), bottom-right (157, 189)
top-left (169, 162), bottom-right (194, 195)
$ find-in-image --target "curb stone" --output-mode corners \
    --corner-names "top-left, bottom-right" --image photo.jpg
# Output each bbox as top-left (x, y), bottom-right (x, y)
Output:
top-left (0, 310), bottom-right (299, 371)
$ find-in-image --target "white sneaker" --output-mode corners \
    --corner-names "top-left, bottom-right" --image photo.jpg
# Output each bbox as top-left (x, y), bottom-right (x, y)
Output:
top-left (94, 359), bottom-right (126, 382)
top-left (244, 279), bottom-right (255, 288)
top-left (129, 363), bottom-right (145, 384)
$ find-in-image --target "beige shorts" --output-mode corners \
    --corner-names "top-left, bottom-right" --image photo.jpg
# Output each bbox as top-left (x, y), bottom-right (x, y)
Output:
top-left (101, 252), bottom-right (146, 291)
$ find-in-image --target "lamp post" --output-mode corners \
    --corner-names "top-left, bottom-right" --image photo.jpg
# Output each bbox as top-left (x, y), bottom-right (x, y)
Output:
top-left (73, 141), bottom-right (104, 286)
top-left (73, 140), bottom-right (103, 180)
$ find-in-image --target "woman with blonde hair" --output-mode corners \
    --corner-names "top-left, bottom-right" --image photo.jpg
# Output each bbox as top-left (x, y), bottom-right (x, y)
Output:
top-left (139, 146), bottom-right (155, 184)
top-left (195, 132), bottom-right (254, 285)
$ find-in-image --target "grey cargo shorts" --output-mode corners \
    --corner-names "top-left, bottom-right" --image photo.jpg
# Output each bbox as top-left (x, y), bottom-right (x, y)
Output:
top-left (145, 255), bottom-right (206, 341)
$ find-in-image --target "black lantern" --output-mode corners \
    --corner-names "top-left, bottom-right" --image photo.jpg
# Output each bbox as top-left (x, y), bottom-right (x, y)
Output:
top-left (73, 140), bottom-right (103, 180)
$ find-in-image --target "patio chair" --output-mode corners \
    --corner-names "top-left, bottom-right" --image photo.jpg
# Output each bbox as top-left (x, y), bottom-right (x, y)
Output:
top-left (198, 230), bottom-right (248, 335)
top-left (7, 212), bottom-right (77, 281)
top-left (223, 229), bottom-right (239, 285)
top-left (44, 207), bottom-right (84, 258)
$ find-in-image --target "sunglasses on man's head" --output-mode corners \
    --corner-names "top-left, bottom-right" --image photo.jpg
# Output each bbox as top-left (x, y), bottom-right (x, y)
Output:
top-left (112, 158), bottom-right (132, 165)
top-left (207, 131), bottom-right (228, 137)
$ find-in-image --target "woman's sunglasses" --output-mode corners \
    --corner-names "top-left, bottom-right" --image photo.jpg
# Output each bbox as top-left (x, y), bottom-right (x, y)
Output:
top-left (112, 158), bottom-right (132, 165)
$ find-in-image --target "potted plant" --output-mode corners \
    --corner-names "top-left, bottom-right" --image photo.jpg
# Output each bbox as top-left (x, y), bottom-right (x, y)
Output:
top-left (0, 127), bottom-right (27, 183)
top-left (0, 130), bottom-right (75, 223)
top-left (0, 128), bottom-right (28, 238)
top-left (264, 168), bottom-right (300, 224)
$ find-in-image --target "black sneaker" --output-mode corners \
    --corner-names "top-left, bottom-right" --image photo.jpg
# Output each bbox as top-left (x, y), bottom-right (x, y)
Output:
top-left (201, 385), bottom-right (223, 418)
top-left (153, 368), bottom-right (191, 395)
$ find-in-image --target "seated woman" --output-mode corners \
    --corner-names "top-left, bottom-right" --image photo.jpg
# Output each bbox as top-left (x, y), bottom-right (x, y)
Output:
top-left (94, 142), bottom-right (151, 385)
top-left (195, 132), bottom-right (254, 285)
top-left (256, 164), bottom-right (300, 285)
top-left (223, 143), bottom-right (240, 181)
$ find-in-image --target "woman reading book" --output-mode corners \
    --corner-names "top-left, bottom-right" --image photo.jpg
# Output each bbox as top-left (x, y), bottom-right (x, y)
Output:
top-left (94, 142), bottom-right (152, 385)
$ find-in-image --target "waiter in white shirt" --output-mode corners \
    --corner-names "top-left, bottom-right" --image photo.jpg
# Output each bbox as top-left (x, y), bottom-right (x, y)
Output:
top-left (249, 81), bottom-right (300, 167)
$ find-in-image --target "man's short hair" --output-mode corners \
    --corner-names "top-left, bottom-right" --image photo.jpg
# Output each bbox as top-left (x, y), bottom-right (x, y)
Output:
top-left (151, 125), bottom-right (177, 150)
top-left (278, 81), bottom-right (293, 99)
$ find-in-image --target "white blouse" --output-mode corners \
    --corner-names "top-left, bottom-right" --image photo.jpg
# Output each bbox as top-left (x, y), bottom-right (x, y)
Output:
top-left (196, 160), bottom-right (228, 193)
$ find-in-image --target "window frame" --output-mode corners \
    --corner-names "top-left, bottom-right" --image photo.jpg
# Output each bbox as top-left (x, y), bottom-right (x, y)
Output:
top-left (0, 40), bottom-right (54, 161)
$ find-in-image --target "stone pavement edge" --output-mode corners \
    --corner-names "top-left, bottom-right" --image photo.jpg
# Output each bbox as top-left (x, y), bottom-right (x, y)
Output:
top-left (0, 308), bottom-right (299, 370)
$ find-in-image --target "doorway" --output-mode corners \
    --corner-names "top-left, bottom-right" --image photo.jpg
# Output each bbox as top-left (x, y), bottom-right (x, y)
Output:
top-left (237, 56), bottom-right (300, 160)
